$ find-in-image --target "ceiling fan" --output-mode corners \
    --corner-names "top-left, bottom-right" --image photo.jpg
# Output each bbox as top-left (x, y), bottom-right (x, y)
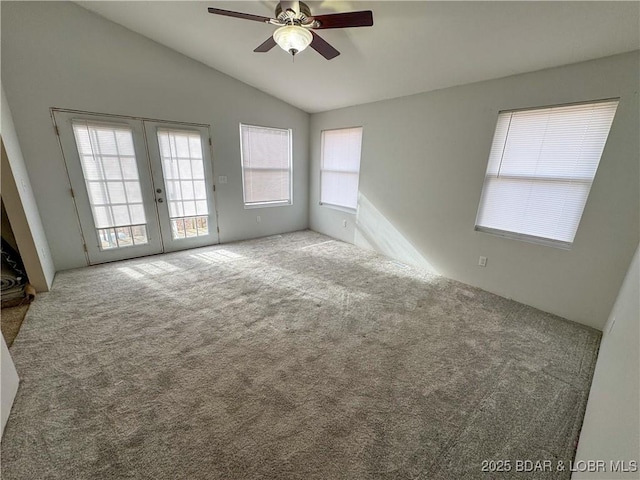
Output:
top-left (207, 1), bottom-right (374, 60)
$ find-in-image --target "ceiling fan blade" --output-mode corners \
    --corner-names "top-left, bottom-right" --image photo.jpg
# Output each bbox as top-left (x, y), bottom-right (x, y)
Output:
top-left (309, 10), bottom-right (374, 29)
top-left (207, 7), bottom-right (272, 24)
top-left (310, 31), bottom-right (340, 60)
top-left (254, 36), bottom-right (277, 53)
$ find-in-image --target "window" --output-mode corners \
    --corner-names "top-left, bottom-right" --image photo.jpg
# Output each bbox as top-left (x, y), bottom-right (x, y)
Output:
top-left (320, 127), bottom-right (363, 210)
top-left (156, 129), bottom-right (209, 239)
top-left (239, 124), bottom-right (292, 207)
top-left (475, 100), bottom-right (618, 248)
top-left (72, 120), bottom-right (149, 250)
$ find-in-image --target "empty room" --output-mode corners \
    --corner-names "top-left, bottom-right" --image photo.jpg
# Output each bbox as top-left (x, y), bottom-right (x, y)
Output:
top-left (1, 1), bottom-right (638, 479)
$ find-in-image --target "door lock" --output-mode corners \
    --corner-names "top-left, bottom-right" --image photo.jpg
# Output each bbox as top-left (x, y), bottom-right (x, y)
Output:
top-left (156, 188), bottom-right (162, 193)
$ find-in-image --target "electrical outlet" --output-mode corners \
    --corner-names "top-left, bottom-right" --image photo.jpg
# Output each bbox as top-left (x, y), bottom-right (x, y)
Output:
top-left (256, 216), bottom-right (261, 223)
top-left (342, 219), bottom-right (347, 228)
top-left (478, 256), bottom-right (487, 267)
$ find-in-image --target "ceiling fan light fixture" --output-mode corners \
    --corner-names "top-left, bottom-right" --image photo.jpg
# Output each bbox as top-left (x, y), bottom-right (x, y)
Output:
top-left (273, 25), bottom-right (312, 56)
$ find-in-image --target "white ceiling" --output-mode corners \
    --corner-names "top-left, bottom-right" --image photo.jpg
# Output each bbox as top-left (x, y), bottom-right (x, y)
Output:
top-left (78, 1), bottom-right (639, 113)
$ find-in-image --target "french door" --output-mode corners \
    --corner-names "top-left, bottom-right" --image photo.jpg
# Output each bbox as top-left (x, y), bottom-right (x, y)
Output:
top-left (53, 111), bottom-right (219, 265)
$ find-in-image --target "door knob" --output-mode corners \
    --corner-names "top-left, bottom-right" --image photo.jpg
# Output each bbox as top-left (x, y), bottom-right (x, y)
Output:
top-left (157, 198), bottom-right (164, 203)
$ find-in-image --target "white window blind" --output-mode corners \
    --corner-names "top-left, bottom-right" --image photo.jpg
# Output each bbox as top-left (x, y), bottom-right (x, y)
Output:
top-left (475, 100), bottom-right (618, 248)
top-left (240, 124), bottom-right (292, 206)
top-left (72, 120), bottom-right (149, 249)
top-left (320, 127), bottom-right (363, 210)
top-left (157, 129), bottom-right (210, 239)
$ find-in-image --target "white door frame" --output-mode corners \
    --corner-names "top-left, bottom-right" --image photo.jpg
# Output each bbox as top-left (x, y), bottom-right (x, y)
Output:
top-left (52, 108), bottom-right (220, 265)
top-left (144, 121), bottom-right (220, 252)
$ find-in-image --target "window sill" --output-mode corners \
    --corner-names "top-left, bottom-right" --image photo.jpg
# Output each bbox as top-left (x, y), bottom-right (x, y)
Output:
top-left (244, 201), bottom-right (292, 210)
top-left (319, 202), bottom-right (357, 214)
top-left (474, 226), bottom-right (573, 250)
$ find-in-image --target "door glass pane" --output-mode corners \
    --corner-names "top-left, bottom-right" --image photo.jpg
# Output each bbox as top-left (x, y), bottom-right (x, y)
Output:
top-left (72, 120), bottom-right (149, 250)
top-left (156, 129), bottom-right (209, 239)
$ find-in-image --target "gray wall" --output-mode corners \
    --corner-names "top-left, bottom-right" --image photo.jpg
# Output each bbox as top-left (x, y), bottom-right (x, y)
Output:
top-left (310, 52), bottom-right (639, 329)
top-left (1, 336), bottom-right (19, 438)
top-left (1, 84), bottom-right (56, 291)
top-left (1, 2), bottom-right (309, 271)
top-left (573, 245), bottom-right (639, 478)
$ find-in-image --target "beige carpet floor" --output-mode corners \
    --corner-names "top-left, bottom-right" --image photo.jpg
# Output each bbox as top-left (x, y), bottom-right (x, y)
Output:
top-left (1, 231), bottom-right (600, 479)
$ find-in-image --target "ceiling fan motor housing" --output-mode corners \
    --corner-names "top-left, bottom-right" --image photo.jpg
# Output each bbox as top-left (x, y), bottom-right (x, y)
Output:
top-left (275, 1), bottom-right (312, 24)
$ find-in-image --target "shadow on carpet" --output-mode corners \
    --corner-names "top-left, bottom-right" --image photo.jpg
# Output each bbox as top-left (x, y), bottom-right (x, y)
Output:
top-left (1, 302), bottom-right (30, 347)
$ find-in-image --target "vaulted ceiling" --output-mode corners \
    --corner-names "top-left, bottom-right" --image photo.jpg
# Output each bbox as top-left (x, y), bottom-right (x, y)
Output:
top-left (78, 1), bottom-right (640, 113)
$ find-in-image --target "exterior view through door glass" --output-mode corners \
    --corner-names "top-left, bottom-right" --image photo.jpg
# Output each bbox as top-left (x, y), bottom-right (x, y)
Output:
top-left (53, 110), bottom-right (219, 264)
top-left (144, 122), bottom-right (219, 252)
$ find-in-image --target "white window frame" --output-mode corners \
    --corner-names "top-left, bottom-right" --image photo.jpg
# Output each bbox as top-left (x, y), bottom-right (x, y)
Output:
top-left (474, 98), bottom-right (619, 249)
top-left (319, 126), bottom-right (363, 212)
top-left (239, 123), bottom-right (293, 209)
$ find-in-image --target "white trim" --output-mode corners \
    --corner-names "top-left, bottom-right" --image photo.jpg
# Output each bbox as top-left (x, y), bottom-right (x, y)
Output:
top-left (499, 97), bottom-right (620, 115)
top-left (475, 226), bottom-right (572, 250)
top-left (51, 107), bottom-right (209, 128)
top-left (319, 202), bottom-right (357, 214)
top-left (244, 200), bottom-right (292, 209)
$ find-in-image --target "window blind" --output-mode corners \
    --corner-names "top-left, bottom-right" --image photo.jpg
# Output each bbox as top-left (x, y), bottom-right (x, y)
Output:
top-left (72, 120), bottom-right (147, 229)
top-left (475, 100), bottom-right (618, 248)
top-left (157, 129), bottom-right (210, 239)
top-left (320, 127), bottom-right (363, 210)
top-left (240, 124), bottom-right (292, 206)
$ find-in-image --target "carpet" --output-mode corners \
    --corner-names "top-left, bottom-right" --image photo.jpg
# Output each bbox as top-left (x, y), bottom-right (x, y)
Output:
top-left (1, 231), bottom-right (600, 479)
top-left (1, 303), bottom-right (30, 347)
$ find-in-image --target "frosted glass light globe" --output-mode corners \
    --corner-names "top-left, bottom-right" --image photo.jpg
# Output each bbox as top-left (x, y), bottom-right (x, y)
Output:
top-left (273, 26), bottom-right (313, 56)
